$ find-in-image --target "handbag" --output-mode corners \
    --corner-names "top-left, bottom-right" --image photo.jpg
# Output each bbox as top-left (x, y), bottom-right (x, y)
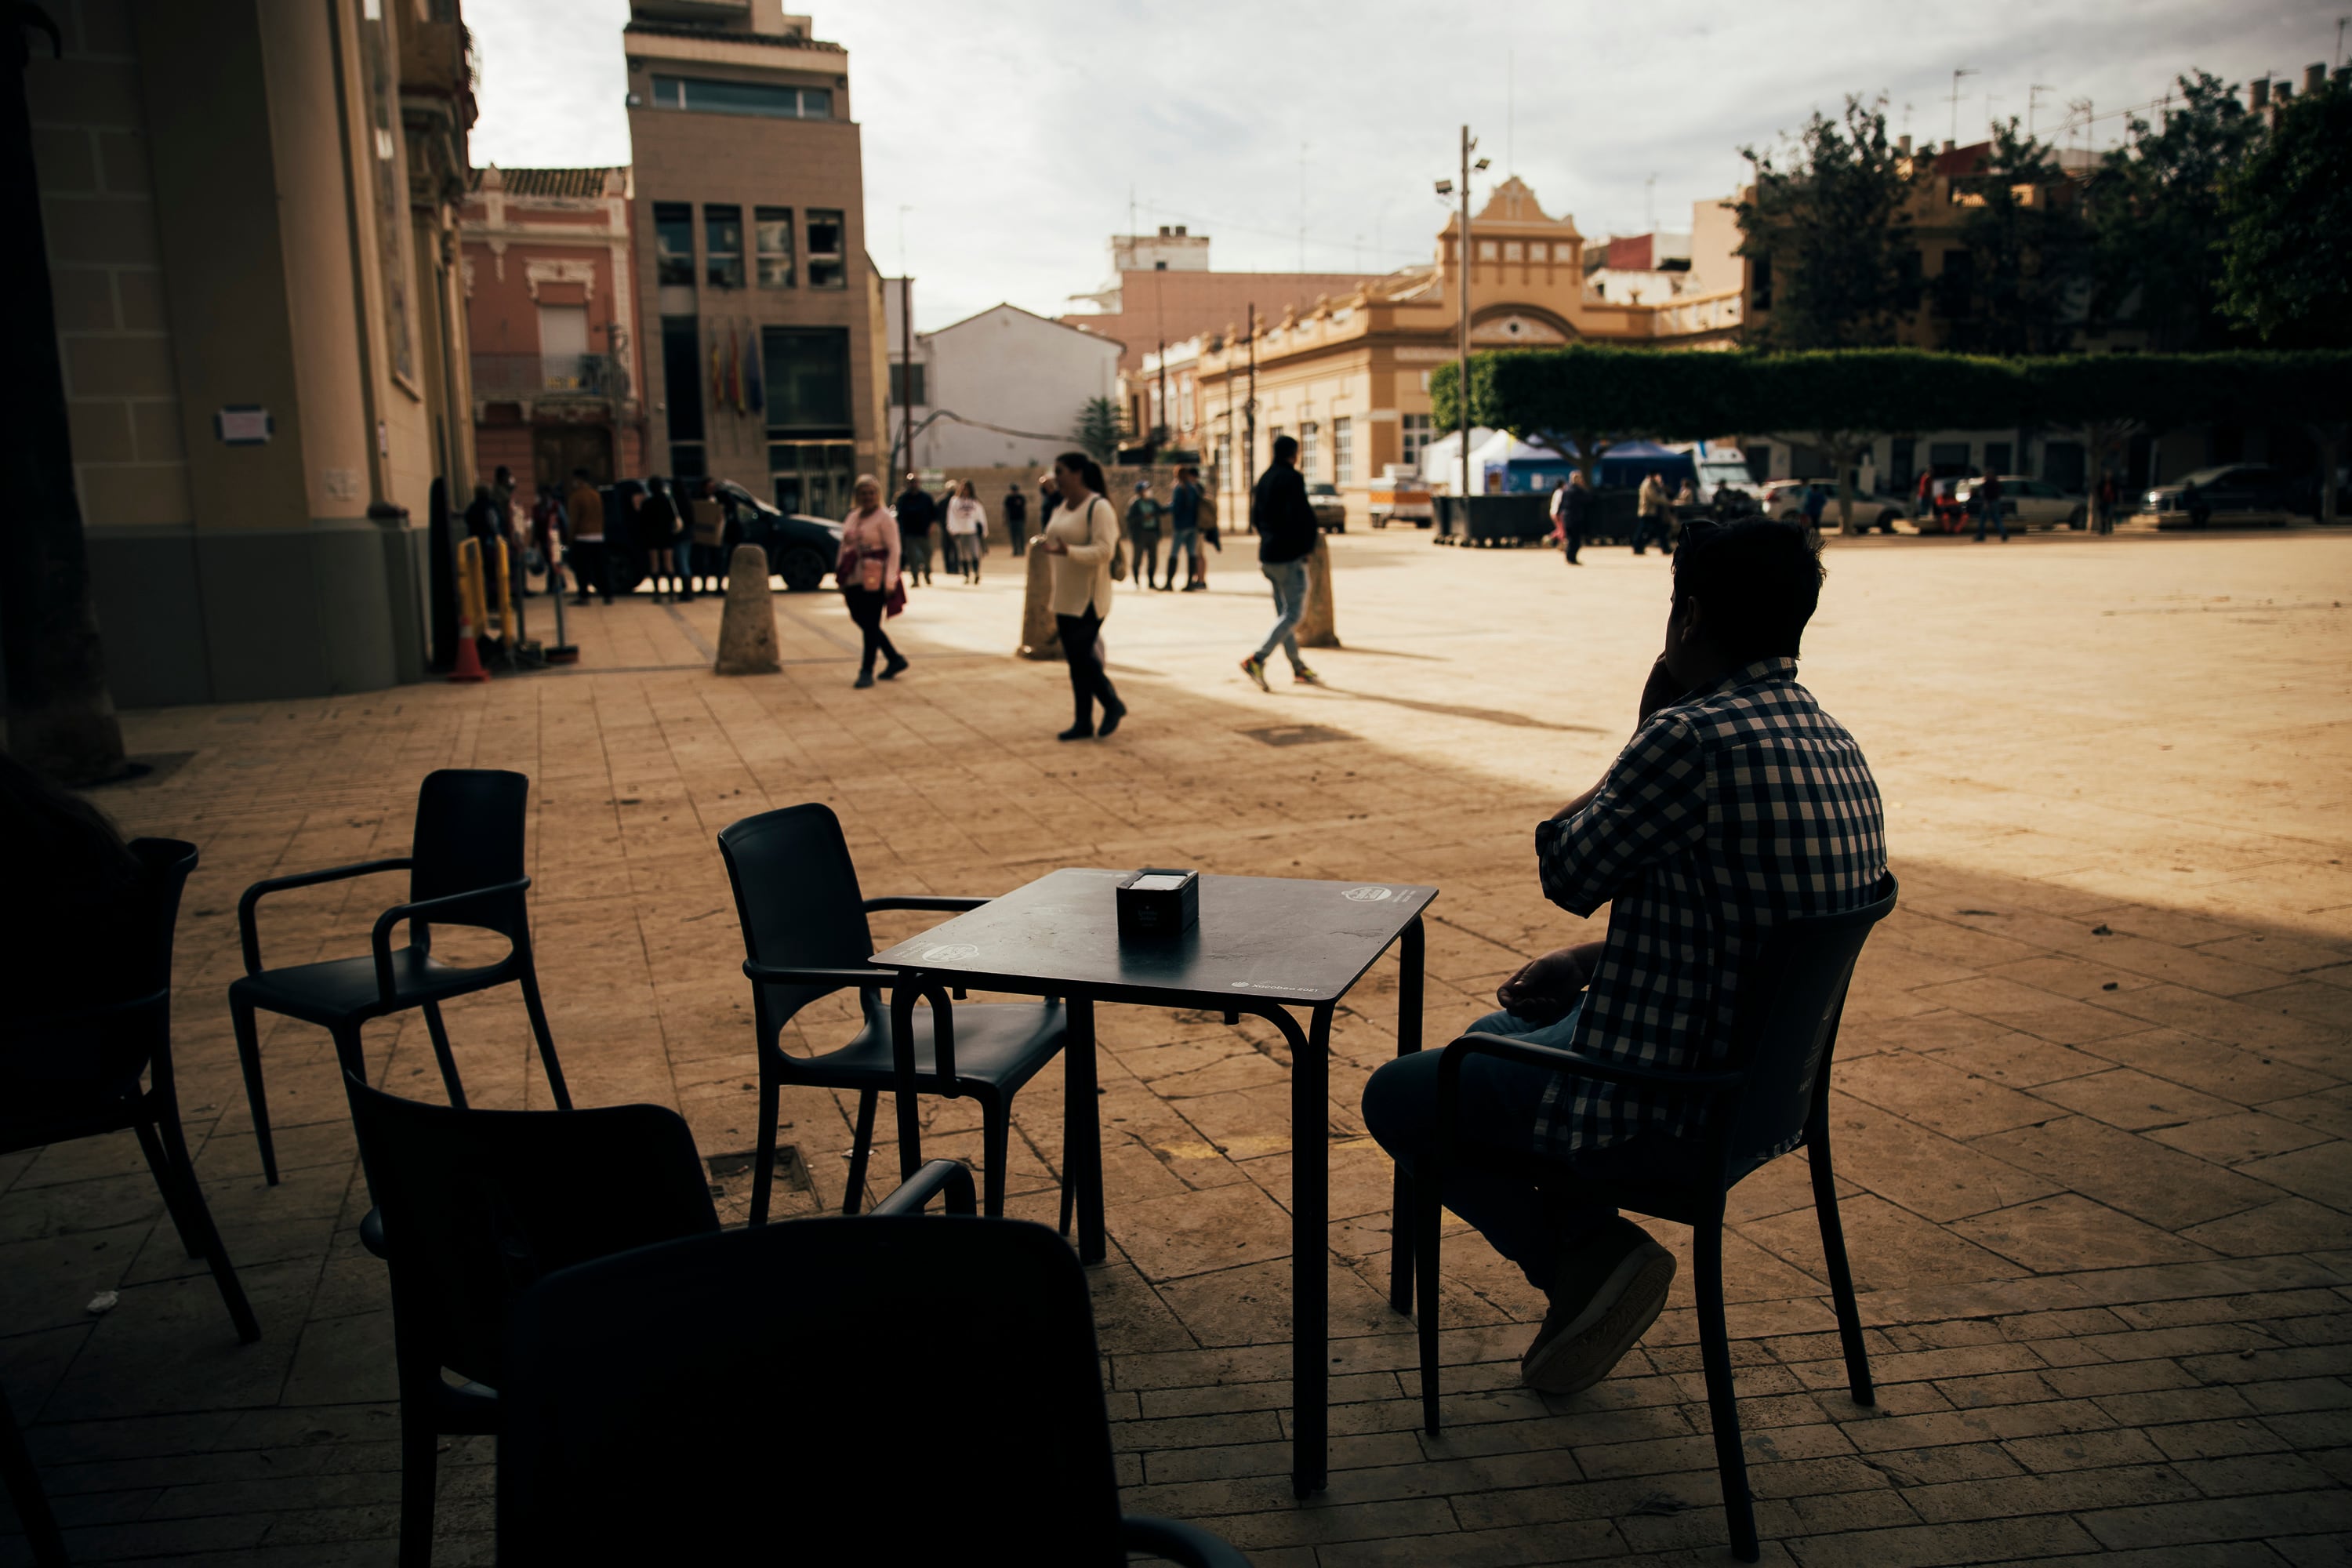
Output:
top-left (1102, 498), bottom-right (1129, 582)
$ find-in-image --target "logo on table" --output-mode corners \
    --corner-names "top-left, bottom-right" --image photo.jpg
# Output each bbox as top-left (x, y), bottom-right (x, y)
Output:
top-left (919, 943), bottom-right (980, 960)
top-left (1341, 887), bottom-right (1395, 902)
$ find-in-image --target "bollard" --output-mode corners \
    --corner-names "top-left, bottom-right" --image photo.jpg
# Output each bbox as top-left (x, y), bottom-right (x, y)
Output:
top-left (449, 538), bottom-right (489, 683)
top-left (713, 543), bottom-right (782, 674)
top-left (1297, 531), bottom-right (1341, 649)
top-left (1017, 543), bottom-right (1062, 661)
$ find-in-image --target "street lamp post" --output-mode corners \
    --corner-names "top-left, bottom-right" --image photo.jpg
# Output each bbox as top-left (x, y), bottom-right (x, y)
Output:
top-left (1436, 129), bottom-right (1488, 516)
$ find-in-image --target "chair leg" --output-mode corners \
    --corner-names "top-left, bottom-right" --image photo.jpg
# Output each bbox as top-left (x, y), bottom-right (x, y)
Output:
top-left (750, 1074), bottom-right (782, 1226)
top-left (419, 1002), bottom-right (467, 1110)
top-left (396, 1393), bottom-right (439, 1568)
top-left (1693, 1214), bottom-right (1759, 1563)
top-left (0, 1385), bottom-right (66, 1568)
top-left (982, 1099), bottom-right (1010, 1218)
top-left (841, 1090), bottom-right (878, 1218)
top-left (1058, 1163), bottom-right (1075, 1237)
top-left (230, 996), bottom-right (278, 1187)
top-left (515, 960), bottom-right (572, 1110)
top-left (1809, 1131), bottom-right (1875, 1406)
top-left (132, 1118), bottom-right (203, 1258)
top-left (1388, 1164), bottom-right (1415, 1313)
top-left (152, 1115), bottom-right (261, 1345)
top-left (1415, 1175), bottom-right (1444, 1436)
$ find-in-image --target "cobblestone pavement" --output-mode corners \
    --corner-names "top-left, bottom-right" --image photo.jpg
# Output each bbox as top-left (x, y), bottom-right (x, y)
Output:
top-left (5, 527), bottom-right (2350, 1565)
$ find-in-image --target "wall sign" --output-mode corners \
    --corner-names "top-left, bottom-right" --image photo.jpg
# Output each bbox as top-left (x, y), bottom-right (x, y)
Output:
top-left (215, 406), bottom-right (273, 445)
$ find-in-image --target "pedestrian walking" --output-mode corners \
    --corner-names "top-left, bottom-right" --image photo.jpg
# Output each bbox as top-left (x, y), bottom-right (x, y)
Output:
top-left (529, 483), bottom-right (567, 598)
top-left (1126, 479), bottom-right (1164, 590)
top-left (1973, 472), bottom-right (2009, 542)
top-left (2096, 471), bottom-right (2120, 535)
top-left (1561, 470), bottom-right (1592, 564)
top-left (684, 481), bottom-right (725, 594)
top-left (639, 478), bottom-right (687, 601)
top-left (1800, 481), bottom-right (1828, 535)
top-left (945, 480), bottom-right (987, 583)
top-left (1168, 464), bottom-right (1203, 591)
top-left (894, 474), bottom-right (938, 584)
top-left (1003, 482), bottom-right (1029, 554)
top-left (839, 474), bottom-right (908, 688)
top-left (1035, 451), bottom-right (1126, 740)
top-left (1547, 478), bottom-right (1568, 547)
top-left (1196, 479), bottom-right (1221, 588)
top-left (565, 468), bottom-right (610, 604)
top-left (1632, 470), bottom-right (1671, 555)
top-left (1239, 434), bottom-right (1323, 690)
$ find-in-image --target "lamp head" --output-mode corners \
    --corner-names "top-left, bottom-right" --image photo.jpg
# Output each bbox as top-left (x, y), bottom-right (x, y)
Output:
top-left (1472, 157), bottom-right (1491, 172)
top-left (1434, 178), bottom-right (1454, 195)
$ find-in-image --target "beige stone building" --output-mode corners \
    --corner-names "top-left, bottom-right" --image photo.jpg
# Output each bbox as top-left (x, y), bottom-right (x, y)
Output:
top-left (622, 2), bottom-right (885, 519)
top-left (28, 0), bottom-right (481, 706)
top-left (1194, 179), bottom-right (1742, 524)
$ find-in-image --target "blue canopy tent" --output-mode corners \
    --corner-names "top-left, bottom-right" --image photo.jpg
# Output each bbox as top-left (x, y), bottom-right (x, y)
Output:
top-left (1593, 440), bottom-right (1696, 492)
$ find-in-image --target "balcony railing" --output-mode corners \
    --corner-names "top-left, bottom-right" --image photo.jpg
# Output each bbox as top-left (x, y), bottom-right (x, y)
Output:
top-left (471, 354), bottom-right (629, 402)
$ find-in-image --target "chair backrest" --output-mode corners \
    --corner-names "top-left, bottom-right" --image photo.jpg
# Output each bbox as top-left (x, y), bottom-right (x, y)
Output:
top-left (1719, 873), bottom-right (1898, 1165)
top-left (343, 1078), bottom-right (718, 1388)
top-left (497, 1217), bottom-right (1124, 1564)
top-left (408, 768), bottom-right (530, 935)
top-left (715, 803), bottom-right (877, 1032)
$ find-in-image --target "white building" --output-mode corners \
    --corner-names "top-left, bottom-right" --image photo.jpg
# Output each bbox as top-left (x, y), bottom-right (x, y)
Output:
top-left (884, 282), bottom-right (1124, 470)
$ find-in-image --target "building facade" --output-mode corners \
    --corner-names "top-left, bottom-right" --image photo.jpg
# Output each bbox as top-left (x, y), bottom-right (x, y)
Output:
top-left (28, 0), bottom-right (480, 707)
top-left (884, 285), bottom-right (1123, 473)
top-left (622, 2), bottom-right (885, 519)
top-left (459, 167), bottom-right (648, 498)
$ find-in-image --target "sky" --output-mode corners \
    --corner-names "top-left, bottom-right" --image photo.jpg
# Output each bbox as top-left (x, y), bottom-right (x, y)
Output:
top-left (467, 0), bottom-right (2345, 332)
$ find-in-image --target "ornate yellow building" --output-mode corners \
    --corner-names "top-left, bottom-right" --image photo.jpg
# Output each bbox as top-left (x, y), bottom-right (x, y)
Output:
top-left (1195, 178), bottom-right (1740, 524)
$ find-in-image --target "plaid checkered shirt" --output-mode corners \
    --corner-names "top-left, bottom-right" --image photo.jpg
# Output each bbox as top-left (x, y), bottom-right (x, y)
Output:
top-left (1530, 657), bottom-right (1887, 1155)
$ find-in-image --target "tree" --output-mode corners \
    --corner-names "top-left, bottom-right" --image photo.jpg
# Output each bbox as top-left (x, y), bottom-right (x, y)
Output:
top-left (3, 13), bottom-right (126, 782)
top-left (1451, 347), bottom-right (1737, 488)
top-left (1948, 121), bottom-right (2093, 356)
top-left (2085, 72), bottom-right (2261, 350)
top-left (2224, 352), bottom-right (2352, 526)
top-left (1070, 397), bottom-right (1128, 463)
top-left (2024, 354), bottom-right (2224, 521)
top-left (2219, 78), bottom-right (2352, 348)
top-left (1736, 96), bottom-right (1925, 350)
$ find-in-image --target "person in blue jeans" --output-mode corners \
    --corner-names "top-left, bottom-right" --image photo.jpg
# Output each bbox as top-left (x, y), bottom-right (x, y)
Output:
top-left (1240, 435), bottom-right (1322, 689)
top-left (1973, 472), bottom-right (2009, 542)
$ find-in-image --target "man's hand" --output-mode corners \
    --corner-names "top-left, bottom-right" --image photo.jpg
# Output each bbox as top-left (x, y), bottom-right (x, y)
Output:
top-left (1638, 656), bottom-right (1686, 722)
top-left (1495, 942), bottom-right (1605, 1025)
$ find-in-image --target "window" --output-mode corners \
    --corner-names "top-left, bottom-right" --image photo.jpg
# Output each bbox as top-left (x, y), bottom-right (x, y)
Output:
top-left (1477, 240), bottom-right (1498, 260)
top-left (653, 202), bottom-right (694, 288)
top-left (807, 209), bottom-right (846, 289)
top-left (1401, 412), bottom-right (1433, 469)
top-left (704, 204), bottom-right (743, 289)
top-left (537, 303), bottom-right (589, 387)
top-left (1503, 241), bottom-right (1523, 261)
top-left (1300, 422), bottom-right (1319, 478)
top-left (1529, 242), bottom-right (1548, 262)
top-left (762, 326), bottom-right (851, 433)
top-left (755, 206), bottom-right (795, 288)
top-left (1178, 376), bottom-right (1194, 431)
top-left (1333, 416), bottom-right (1353, 484)
top-left (649, 76), bottom-right (832, 119)
top-left (1936, 249), bottom-right (1973, 318)
top-left (888, 361), bottom-right (926, 405)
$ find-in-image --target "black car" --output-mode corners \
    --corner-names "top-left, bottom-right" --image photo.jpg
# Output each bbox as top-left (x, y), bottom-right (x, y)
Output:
top-left (710, 481), bottom-right (844, 591)
top-left (2143, 463), bottom-right (2293, 527)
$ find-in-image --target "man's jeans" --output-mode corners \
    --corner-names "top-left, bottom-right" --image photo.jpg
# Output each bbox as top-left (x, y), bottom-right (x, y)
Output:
top-left (1974, 503), bottom-right (2009, 541)
top-left (1253, 558), bottom-right (1311, 667)
top-left (1170, 528), bottom-right (1199, 581)
top-left (1362, 1001), bottom-right (1698, 1290)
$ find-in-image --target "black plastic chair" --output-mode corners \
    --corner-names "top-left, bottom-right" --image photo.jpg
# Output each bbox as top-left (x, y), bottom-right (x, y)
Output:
top-left (342, 1076), bottom-right (720, 1568)
top-left (717, 803), bottom-right (1076, 1221)
top-left (0, 1383), bottom-right (64, 1568)
top-left (1403, 875), bottom-right (1897, 1563)
top-left (0, 838), bottom-right (259, 1345)
top-left (230, 769), bottom-right (572, 1185)
top-left (496, 1206), bottom-right (1250, 1566)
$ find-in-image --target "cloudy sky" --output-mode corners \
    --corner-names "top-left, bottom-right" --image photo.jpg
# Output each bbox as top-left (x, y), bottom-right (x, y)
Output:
top-left (469, 0), bottom-right (2342, 330)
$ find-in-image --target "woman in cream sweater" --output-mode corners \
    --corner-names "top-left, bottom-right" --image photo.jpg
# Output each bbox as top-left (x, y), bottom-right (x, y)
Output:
top-left (1035, 451), bottom-right (1127, 739)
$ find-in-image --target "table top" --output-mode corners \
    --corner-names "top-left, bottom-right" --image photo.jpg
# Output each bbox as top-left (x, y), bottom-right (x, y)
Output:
top-left (869, 869), bottom-right (1436, 1006)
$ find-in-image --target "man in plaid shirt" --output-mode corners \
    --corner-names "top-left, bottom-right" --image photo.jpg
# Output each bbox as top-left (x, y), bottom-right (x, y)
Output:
top-left (1365, 520), bottom-right (1886, 1395)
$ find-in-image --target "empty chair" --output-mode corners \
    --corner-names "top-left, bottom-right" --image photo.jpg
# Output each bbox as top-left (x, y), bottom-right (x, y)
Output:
top-left (1401, 876), bottom-right (1897, 1563)
top-left (343, 1076), bottom-right (720, 1568)
top-left (717, 802), bottom-right (1079, 1221)
top-left (497, 1210), bottom-right (1249, 1566)
top-left (230, 768), bottom-right (571, 1185)
top-left (1, 837), bottom-right (258, 1345)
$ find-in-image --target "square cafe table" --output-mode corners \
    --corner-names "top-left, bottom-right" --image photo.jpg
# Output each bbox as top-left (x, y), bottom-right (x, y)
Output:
top-left (870, 867), bottom-right (1435, 1497)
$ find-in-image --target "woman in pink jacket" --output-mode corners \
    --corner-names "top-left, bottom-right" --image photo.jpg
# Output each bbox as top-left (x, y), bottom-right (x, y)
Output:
top-left (839, 474), bottom-right (908, 688)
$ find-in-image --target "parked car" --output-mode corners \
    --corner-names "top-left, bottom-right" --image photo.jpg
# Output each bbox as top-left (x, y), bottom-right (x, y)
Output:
top-left (1766, 481), bottom-right (1908, 534)
top-left (1951, 475), bottom-right (2087, 531)
top-left (713, 479), bottom-right (844, 591)
top-left (1367, 473), bottom-right (1434, 528)
top-left (2142, 464), bottom-right (2295, 527)
top-left (1305, 481), bottom-right (1347, 533)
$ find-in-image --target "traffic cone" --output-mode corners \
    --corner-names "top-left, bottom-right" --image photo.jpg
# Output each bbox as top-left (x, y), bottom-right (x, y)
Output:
top-left (448, 611), bottom-right (489, 682)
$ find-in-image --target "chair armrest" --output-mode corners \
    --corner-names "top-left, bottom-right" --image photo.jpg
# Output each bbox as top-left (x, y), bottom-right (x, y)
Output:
top-left (368, 877), bottom-right (530, 1004)
top-left (862, 895), bottom-right (993, 913)
top-left (1119, 1515), bottom-right (1254, 1567)
top-left (238, 858), bottom-right (413, 975)
top-left (740, 961), bottom-right (891, 991)
top-left (869, 1159), bottom-right (977, 1216)
top-left (1435, 1032), bottom-right (1744, 1164)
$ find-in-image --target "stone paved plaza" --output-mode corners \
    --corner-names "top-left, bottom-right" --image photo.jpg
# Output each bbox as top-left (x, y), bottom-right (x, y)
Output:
top-left (6, 524), bottom-right (2352, 1565)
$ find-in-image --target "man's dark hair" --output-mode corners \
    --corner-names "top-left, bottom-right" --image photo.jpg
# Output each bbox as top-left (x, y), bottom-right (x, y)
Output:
top-left (1272, 434), bottom-right (1298, 463)
top-left (1671, 519), bottom-right (1825, 663)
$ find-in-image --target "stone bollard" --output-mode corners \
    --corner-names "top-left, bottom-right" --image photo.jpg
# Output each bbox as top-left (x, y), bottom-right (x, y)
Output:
top-left (1298, 531), bottom-right (1341, 649)
top-left (713, 543), bottom-right (781, 675)
top-left (1017, 543), bottom-right (1062, 660)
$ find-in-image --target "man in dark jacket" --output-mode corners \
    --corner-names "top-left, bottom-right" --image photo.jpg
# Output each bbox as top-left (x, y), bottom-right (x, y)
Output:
top-left (1240, 434), bottom-right (1323, 690)
top-left (1562, 470), bottom-right (1593, 565)
top-left (895, 474), bottom-right (938, 584)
